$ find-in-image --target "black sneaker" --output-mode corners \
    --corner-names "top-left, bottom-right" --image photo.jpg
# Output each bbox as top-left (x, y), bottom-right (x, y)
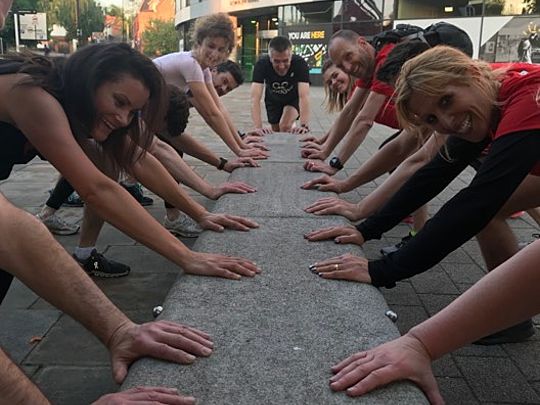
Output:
top-left (74, 249), bottom-right (131, 278)
top-left (473, 319), bottom-right (536, 345)
top-left (121, 183), bottom-right (154, 206)
top-left (63, 191), bottom-right (84, 207)
top-left (380, 232), bottom-right (414, 256)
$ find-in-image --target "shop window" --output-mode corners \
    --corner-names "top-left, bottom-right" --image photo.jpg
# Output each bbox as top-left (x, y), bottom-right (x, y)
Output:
top-left (395, 0), bottom-right (482, 19)
top-left (484, 1), bottom-right (530, 16)
top-left (280, 1), bottom-right (336, 26)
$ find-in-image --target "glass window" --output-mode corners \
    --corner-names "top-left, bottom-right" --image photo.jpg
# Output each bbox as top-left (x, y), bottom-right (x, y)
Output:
top-left (280, 1), bottom-right (336, 26)
top-left (341, 0), bottom-right (384, 22)
top-left (484, 1), bottom-right (529, 16)
top-left (395, 0), bottom-right (483, 19)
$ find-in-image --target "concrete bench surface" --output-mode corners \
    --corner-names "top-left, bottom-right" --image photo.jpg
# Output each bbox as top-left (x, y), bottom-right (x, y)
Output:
top-left (123, 134), bottom-right (427, 404)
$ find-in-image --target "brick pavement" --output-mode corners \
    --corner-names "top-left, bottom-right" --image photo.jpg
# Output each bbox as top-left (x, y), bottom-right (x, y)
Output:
top-left (0, 85), bottom-right (539, 404)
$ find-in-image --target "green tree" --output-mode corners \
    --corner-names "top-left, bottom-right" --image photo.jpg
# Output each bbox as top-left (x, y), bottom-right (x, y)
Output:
top-left (0, 0), bottom-right (44, 50)
top-left (44, 0), bottom-right (104, 43)
top-left (524, 0), bottom-right (540, 13)
top-left (142, 19), bottom-right (178, 57)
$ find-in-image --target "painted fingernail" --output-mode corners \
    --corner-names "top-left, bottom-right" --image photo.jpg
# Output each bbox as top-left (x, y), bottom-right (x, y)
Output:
top-left (309, 264), bottom-right (316, 270)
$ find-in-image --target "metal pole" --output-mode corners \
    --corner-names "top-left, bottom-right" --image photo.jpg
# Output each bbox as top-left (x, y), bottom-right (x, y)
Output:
top-left (14, 12), bottom-right (19, 52)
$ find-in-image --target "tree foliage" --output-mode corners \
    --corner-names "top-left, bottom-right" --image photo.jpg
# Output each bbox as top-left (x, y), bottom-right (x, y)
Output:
top-left (142, 19), bottom-right (178, 57)
top-left (44, 0), bottom-right (104, 42)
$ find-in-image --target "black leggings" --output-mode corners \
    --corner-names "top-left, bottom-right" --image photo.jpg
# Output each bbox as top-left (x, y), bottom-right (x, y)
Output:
top-left (46, 177), bottom-right (75, 210)
top-left (0, 269), bottom-right (14, 305)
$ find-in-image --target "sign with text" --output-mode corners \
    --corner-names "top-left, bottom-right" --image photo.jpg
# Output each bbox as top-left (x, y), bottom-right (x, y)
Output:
top-left (283, 24), bottom-right (331, 75)
top-left (19, 12), bottom-right (47, 40)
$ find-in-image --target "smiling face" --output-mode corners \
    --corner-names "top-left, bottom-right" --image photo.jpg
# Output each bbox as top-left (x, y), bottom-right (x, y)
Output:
top-left (212, 70), bottom-right (238, 96)
top-left (329, 37), bottom-right (374, 80)
top-left (407, 84), bottom-right (493, 142)
top-left (195, 36), bottom-right (230, 69)
top-left (91, 75), bottom-right (150, 143)
top-left (323, 65), bottom-right (350, 94)
top-left (269, 48), bottom-right (292, 76)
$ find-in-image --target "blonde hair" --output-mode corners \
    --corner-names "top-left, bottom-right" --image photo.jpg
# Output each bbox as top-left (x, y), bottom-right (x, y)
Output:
top-left (322, 60), bottom-right (354, 113)
top-left (191, 13), bottom-right (235, 53)
top-left (395, 46), bottom-right (503, 133)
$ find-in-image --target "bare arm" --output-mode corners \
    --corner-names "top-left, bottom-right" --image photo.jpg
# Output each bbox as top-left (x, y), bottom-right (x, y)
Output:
top-left (319, 87), bottom-right (369, 159)
top-left (298, 82), bottom-right (310, 127)
top-left (340, 128), bottom-right (423, 192)
top-left (163, 132), bottom-right (222, 168)
top-left (335, 91), bottom-right (387, 164)
top-left (188, 81), bottom-right (243, 155)
top-left (355, 134), bottom-right (448, 219)
top-left (149, 137), bottom-right (216, 199)
top-left (0, 348), bottom-right (49, 404)
top-left (251, 82), bottom-right (265, 129)
top-left (207, 81), bottom-right (244, 148)
top-left (10, 86), bottom-right (195, 269)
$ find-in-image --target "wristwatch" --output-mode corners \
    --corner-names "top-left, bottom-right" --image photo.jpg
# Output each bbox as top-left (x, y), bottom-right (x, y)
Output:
top-left (217, 157), bottom-right (228, 170)
top-left (329, 156), bottom-right (344, 170)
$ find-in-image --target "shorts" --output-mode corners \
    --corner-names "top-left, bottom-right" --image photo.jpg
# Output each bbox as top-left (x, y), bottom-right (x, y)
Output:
top-left (265, 100), bottom-right (300, 125)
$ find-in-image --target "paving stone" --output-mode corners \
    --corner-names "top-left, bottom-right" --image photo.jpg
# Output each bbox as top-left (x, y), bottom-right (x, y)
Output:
top-left (102, 245), bottom-right (179, 274)
top-left (25, 314), bottom-right (110, 365)
top-left (1, 279), bottom-right (39, 309)
top-left (436, 377), bottom-right (479, 405)
top-left (380, 281), bottom-right (422, 306)
top-left (432, 355), bottom-right (462, 378)
top-left (34, 366), bottom-right (118, 405)
top-left (0, 309), bottom-right (61, 363)
top-left (410, 266), bottom-right (460, 295)
top-left (453, 356), bottom-right (540, 403)
top-left (419, 294), bottom-right (460, 317)
top-left (389, 305), bottom-right (429, 335)
top-left (440, 263), bottom-right (487, 285)
top-left (502, 339), bottom-right (540, 380)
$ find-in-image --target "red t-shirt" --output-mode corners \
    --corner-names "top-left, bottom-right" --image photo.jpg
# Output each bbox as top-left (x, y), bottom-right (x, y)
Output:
top-left (491, 63), bottom-right (540, 174)
top-left (354, 43), bottom-right (399, 129)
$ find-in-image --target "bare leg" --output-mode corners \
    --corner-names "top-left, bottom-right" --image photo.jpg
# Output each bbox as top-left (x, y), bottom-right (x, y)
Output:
top-left (279, 105), bottom-right (299, 132)
top-left (412, 204), bottom-right (429, 233)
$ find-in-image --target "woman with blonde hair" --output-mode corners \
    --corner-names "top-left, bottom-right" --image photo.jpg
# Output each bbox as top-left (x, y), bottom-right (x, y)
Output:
top-left (308, 46), bottom-right (540, 344)
top-left (322, 59), bottom-right (355, 113)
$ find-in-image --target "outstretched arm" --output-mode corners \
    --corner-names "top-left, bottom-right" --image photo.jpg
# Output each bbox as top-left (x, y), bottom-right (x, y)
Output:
top-left (306, 87), bottom-right (368, 160)
top-left (330, 240), bottom-right (540, 402)
top-left (334, 91), bottom-right (387, 164)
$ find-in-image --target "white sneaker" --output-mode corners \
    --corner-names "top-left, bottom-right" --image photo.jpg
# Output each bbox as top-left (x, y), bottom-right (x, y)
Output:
top-left (164, 213), bottom-right (203, 238)
top-left (37, 212), bottom-right (80, 235)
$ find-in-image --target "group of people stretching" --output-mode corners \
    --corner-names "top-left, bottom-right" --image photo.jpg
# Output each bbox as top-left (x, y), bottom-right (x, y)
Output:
top-left (0, 0), bottom-right (539, 401)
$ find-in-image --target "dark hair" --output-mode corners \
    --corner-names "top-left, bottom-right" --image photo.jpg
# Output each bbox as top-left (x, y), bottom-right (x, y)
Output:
top-left (13, 43), bottom-right (167, 173)
top-left (269, 36), bottom-right (292, 53)
top-left (192, 13), bottom-right (235, 53)
top-left (164, 85), bottom-right (190, 137)
top-left (216, 60), bottom-right (244, 86)
top-left (376, 40), bottom-right (429, 85)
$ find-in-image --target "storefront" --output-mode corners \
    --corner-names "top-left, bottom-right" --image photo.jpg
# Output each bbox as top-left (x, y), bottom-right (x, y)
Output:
top-left (176, 0), bottom-right (540, 83)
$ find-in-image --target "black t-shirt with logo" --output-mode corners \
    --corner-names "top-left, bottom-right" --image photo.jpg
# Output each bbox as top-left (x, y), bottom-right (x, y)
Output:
top-left (252, 54), bottom-right (310, 105)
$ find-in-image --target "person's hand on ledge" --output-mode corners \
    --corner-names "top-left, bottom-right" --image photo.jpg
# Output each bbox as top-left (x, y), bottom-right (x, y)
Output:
top-left (304, 197), bottom-right (360, 222)
top-left (198, 212), bottom-right (259, 232)
top-left (303, 160), bottom-right (337, 175)
top-left (308, 253), bottom-right (370, 282)
top-left (301, 175), bottom-right (345, 193)
top-left (329, 334), bottom-right (443, 404)
top-left (107, 320), bottom-right (213, 384)
top-left (92, 387), bottom-right (196, 404)
top-left (252, 127), bottom-right (273, 136)
top-left (299, 134), bottom-right (324, 144)
top-left (209, 182), bottom-right (256, 200)
top-left (237, 148), bottom-right (269, 160)
top-left (304, 224), bottom-right (364, 245)
top-left (291, 125), bottom-right (310, 135)
top-left (224, 157), bottom-right (260, 172)
top-left (184, 251), bottom-right (262, 280)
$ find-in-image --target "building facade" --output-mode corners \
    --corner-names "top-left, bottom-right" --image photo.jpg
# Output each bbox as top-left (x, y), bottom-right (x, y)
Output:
top-left (175, 0), bottom-right (540, 83)
top-left (133, 0), bottom-right (175, 51)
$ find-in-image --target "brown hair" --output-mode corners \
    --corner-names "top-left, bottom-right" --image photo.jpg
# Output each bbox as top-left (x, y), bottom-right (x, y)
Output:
top-left (191, 13), bottom-right (235, 53)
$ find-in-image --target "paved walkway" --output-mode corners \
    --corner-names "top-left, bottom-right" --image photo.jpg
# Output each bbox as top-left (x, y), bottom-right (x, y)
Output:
top-left (0, 86), bottom-right (539, 404)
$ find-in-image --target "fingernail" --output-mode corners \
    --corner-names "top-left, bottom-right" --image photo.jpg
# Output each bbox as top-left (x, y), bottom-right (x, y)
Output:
top-left (317, 272), bottom-right (323, 277)
top-left (202, 347), bottom-right (212, 355)
top-left (334, 239), bottom-right (341, 244)
top-left (309, 264), bottom-right (316, 270)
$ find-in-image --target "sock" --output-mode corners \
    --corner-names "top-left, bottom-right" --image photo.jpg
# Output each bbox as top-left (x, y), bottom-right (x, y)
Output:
top-left (74, 246), bottom-right (95, 260)
top-left (410, 230), bottom-right (418, 237)
top-left (121, 180), bottom-right (137, 187)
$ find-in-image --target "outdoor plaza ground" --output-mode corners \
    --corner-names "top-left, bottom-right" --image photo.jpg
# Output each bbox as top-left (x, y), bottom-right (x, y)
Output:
top-left (0, 85), bottom-right (539, 404)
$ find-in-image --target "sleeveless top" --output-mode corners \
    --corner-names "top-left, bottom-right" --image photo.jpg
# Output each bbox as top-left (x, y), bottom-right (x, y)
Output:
top-left (0, 60), bottom-right (42, 180)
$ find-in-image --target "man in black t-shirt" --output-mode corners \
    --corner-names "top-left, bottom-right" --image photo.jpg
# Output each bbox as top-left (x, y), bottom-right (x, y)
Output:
top-left (251, 36), bottom-right (311, 134)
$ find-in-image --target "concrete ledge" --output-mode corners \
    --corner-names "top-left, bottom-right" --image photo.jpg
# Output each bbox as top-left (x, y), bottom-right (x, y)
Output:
top-left (123, 134), bottom-right (427, 404)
